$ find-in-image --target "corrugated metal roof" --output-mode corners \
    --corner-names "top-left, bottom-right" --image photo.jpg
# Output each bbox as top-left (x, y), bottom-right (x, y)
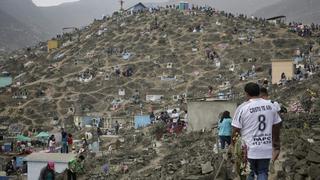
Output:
top-left (24, 153), bottom-right (76, 163)
top-left (267, 16), bottom-right (286, 21)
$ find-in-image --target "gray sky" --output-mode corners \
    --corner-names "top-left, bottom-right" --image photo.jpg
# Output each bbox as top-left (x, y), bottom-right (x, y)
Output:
top-left (32, 0), bottom-right (168, 7)
top-left (32, 0), bottom-right (80, 7)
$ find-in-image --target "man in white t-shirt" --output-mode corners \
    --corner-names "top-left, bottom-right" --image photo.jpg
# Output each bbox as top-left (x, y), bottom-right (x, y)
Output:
top-left (171, 109), bottom-right (180, 124)
top-left (231, 83), bottom-right (282, 180)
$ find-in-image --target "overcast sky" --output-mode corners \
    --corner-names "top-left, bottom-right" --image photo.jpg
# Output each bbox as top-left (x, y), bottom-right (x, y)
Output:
top-left (32, 0), bottom-right (169, 7)
top-left (32, 0), bottom-right (80, 7)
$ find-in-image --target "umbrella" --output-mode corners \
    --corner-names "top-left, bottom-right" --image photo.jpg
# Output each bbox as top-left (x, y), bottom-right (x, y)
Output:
top-left (16, 135), bottom-right (31, 142)
top-left (36, 132), bottom-right (49, 138)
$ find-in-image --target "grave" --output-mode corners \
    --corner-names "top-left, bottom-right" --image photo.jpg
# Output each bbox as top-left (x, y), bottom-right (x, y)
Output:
top-left (146, 95), bottom-right (164, 103)
top-left (118, 89), bottom-right (125, 96)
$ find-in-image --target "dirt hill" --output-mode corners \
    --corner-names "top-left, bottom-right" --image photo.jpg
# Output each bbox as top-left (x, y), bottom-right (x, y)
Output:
top-left (1, 7), bottom-right (320, 179)
top-left (0, 8), bottom-right (319, 129)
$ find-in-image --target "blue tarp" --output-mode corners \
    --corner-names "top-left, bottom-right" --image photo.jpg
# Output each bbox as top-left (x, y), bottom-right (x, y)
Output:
top-left (0, 77), bottom-right (12, 88)
top-left (293, 57), bottom-right (304, 63)
top-left (16, 157), bottom-right (24, 167)
top-left (0, 176), bottom-right (10, 180)
top-left (134, 115), bottom-right (151, 129)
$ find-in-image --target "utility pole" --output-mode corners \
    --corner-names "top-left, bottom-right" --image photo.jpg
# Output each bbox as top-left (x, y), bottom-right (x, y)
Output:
top-left (120, 0), bottom-right (124, 11)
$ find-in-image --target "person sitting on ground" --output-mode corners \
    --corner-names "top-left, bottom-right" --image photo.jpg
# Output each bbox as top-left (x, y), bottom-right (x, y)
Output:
top-left (218, 111), bottom-right (232, 149)
top-left (67, 155), bottom-right (85, 180)
top-left (39, 162), bottom-right (55, 180)
top-left (262, 78), bottom-right (268, 87)
top-left (281, 72), bottom-right (286, 80)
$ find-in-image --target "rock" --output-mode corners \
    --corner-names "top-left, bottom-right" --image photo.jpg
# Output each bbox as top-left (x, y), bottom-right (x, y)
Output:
top-left (306, 151), bottom-right (320, 164)
top-left (308, 163), bottom-right (320, 179)
top-left (276, 170), bottom-right (286, 179)
top-left (296, 167), bottom-right (307, 176)
top-left (154, 165), bottom-right (162, 170)
top-left (185, 175), bottom-right (202, 180)
top-left (311, 144), bottom-right (320, 155)
top-left (187, 164), bottom-right (201, 174)
top-left (293, 174), bottom-right (304, 180)
top-left (181, 159), bottom-right (188, 165)
top-left (295, 150), bottom-right (307, 159)
top-left (295, 159), bottom-right (307, 170)
top-left (201, 161), bottom-right (214, 174)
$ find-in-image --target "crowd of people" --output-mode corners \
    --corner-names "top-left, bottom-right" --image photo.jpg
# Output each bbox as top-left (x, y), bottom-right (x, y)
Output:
top-left (152, 109), bottom-right (188, 134)
top-left (47, 128), bottom-right (74, 153)
top-left (288, 22), bottom-right (320, 37)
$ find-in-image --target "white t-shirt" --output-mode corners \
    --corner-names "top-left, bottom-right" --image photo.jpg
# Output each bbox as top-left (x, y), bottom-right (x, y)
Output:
top-left (232, 98), bottom-right (282, 159)
top-left (49, 140), bottom-right (55, 147)
top-left (171, 113), bottom-right (179, 123)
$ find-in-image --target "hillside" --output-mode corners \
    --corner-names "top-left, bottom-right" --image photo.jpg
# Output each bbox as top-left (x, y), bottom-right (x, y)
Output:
top-left (0, 7), bottom-right (318, 130)
top-left (0, 10), bottom-right (43, 51)
top-left (0, 0), bottom-right (51, 51)
top-left (254, 0), bottom-right (320, 24)
top-left (0, 0), bottom-right (167, 51)
top-left (0, 0), bottom-right (283, 51)
top-left (1, 7), bottom-right (320, 179)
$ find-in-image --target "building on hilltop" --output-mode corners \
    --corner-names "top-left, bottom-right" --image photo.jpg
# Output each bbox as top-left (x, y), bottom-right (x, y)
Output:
top-left (271, 59), bottom-right (294, 84)
top-left (47, 39), bottom-right (61, 52)
top-left (179, 1), bottom-right (190, 10)
top-left (267, 16), bottom-right (286, 25)
top-left (126, 2), bottom-right (147, 14)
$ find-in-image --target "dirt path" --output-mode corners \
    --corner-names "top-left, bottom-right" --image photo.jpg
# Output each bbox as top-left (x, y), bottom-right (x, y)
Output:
top-left (136, 142), bottom-right (167, 174)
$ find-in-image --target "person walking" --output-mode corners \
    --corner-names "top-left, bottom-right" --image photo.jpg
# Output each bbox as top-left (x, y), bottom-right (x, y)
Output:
top-left (61, 128), bottom-right (68, 153)
top-left (67, 155), bottom-right (85, 180)
top-left (114, 121), bottom-right (120, 135)
top-left (218, 111), bottom-right (232, 149)
top-left (67, 134), bottom-right (73, 153)
top-left (39, 162), bottom-right (55, 180)
top-left (231, 82), bottom-right (281, 180)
